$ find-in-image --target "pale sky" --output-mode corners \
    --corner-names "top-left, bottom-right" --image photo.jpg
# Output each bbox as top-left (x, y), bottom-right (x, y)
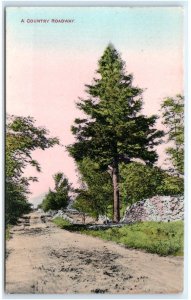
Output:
top-left (6, 7), bottom-right (184, 203)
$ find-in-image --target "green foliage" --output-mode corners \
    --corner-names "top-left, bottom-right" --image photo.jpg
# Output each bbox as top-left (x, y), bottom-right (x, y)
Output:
top-left (52, 217), bottom-right (87, 231)
top-left (68, 44), bottom-right (164, 221)
top-left (116, 221), bottom-right (183, 256)
top-left (52, 217), bottom-right (71, 228)
top-left (73, 158), bottom-right (113, 218)
top-left (6, 224), bottom-right (12, 240)
top-left (157, 173), bottom-right (184, 195)
top-left (120, 162), bottom-right (162, 205)
top-left (41, 172), bottom-right (70, 212)
top-left (120, 162), bottom-right (184, 206)
top-left (73, 191), bottom-right (94, 216)
top-left (161, 95), bottom-right (184, 175)
top-left (6, 115), bottom-right (59, 180)
top-left (6, 180), bottom-right (32, 224)
top-left (53, 218), bottom-right (183, 256)
top-left (68, 44), bottom-right (163, 167)
top-left (41, 190), bottom-right (57, 212)
top-left (6, 114), bottom-right (59, 224)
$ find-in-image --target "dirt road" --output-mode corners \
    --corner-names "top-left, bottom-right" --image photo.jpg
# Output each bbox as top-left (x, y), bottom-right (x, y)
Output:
top-left (5, 211), bottom-right (183, 294)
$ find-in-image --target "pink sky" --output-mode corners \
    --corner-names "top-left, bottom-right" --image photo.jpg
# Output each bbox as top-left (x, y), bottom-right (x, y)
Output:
top-left (6, 8), bottom-right (183, 202)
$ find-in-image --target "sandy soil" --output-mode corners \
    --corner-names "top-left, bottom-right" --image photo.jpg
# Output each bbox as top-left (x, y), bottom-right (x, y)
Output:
top-left (5, 211), bottom-right (183, 294)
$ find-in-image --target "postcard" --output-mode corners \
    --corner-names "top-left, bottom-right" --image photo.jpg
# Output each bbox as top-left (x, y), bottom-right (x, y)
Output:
top-left (5, 6), bottom-right (184, 295)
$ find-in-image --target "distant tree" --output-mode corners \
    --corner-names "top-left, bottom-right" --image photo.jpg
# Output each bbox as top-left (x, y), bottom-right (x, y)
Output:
top-left (41, 172), bottom-right (71, 212)
top-left (120, 162), bottom-right (184, 207)
top-left (161, 95), bottom-right (184, 176)
top-left (68, 44), bottom-right (164, 222)
top-left (72, 190), bottom-right (93, 224)
top-left (37, 203), bottom-right (42, 209)
top-left (6, 115), bottom-right (59, 224)
top-left (74, 158), bottom-right (113, 220)
top-left (41, 189), bottom-right (57, 212)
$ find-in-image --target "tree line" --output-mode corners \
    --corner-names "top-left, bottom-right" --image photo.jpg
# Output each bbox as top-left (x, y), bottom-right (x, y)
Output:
top-left (6, 115), bottom-right (59, 224)
top-left (6, 44), bottom-right (184, 225)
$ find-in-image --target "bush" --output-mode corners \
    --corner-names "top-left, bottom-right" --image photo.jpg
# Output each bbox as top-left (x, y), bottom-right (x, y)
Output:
top-left (41, 173), bottom-right (70, 212)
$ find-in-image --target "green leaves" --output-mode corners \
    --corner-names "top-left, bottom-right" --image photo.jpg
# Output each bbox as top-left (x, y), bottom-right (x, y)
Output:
top-left (41, 173), bottom-right (71, 212)
top-left (68, 45), bottom-right (164, 221)
top-left (161, 95), bottom-right (184, 176)
top-left (68, 45), bottom-right (163, 168)
top-left (6, 115), bottom-right (59, 181)
top-left (73, 158), bottom-right (113, 218)
top-left (120, 162), bottom-right (183, 206)
top-left (6, 114), bottom-right (60, 224)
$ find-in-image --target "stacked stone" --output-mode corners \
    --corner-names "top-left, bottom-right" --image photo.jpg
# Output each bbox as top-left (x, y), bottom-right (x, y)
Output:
top-left (169, 196), bottom-right (184, 221)
top-left (122, 195), bottom-right (184, 223)
top-left (144, 196), bottom-right (169, 222)
top-left (122, 200), bottom-right (147, 224)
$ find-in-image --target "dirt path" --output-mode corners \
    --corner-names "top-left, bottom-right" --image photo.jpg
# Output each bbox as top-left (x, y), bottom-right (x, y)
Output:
top-left (5, 211), bottom-right (183, 294)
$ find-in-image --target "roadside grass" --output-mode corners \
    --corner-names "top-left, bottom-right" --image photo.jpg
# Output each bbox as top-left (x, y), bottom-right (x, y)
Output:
top-left (53, 217), bottom-right (184, 256)
top-left (6, 225), bottom-right (12, 240)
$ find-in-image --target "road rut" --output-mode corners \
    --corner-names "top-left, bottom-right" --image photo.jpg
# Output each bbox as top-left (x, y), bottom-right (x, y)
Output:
top-left (5, 212), bottom-right (183, 294)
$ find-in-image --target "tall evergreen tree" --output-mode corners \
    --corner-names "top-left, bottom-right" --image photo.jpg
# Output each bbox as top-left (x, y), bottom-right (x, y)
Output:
top-left (68, 45), bottom-right (163, 222)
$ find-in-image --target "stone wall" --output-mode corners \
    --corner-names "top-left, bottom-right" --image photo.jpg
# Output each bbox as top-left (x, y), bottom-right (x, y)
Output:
top-left (122, 195), bottom-right (184, 223)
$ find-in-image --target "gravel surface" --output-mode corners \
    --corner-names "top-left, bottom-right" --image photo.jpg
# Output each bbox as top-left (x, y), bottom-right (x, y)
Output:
top-left (5, 211), bottom-right (183, 294)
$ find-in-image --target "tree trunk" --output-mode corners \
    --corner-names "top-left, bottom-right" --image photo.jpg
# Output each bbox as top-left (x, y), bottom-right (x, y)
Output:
top-left (82, 213), bottom-right (86, 224)
top-left (112, 164), bottom-right (120, 223)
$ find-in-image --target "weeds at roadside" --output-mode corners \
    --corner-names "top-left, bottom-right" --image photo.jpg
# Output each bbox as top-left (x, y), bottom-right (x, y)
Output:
top-left (53, 218), bottom-right (183, 256)
top-left (6, 225), bottom-right (12, 240)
